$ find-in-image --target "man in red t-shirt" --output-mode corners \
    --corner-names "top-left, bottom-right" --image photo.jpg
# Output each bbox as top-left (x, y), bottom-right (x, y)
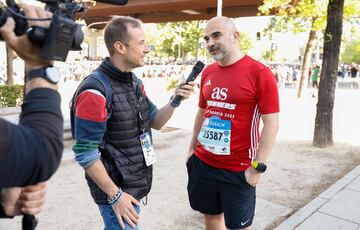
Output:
top-left (186, 16), bottom-right (279, 230)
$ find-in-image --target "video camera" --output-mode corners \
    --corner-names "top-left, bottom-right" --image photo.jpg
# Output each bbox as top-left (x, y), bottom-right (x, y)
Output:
top-left (0, 0), bottom-right (88, 61)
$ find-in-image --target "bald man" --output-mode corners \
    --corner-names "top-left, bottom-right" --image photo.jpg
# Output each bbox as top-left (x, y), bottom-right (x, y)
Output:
top-left (186, 16), bottom-right (280, 230)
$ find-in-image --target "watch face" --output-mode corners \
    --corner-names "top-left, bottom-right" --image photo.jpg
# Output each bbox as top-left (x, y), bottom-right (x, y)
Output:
top-left (257, 163), bottom-right (267, 173)
top-left (45, 67), bottom-right (60, 84)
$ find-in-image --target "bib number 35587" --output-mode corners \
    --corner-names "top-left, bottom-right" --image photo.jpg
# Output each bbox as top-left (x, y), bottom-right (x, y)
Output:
top-left (202, 130), bottom-right (223, 141)
top-left (197, 116), bottom-right (231, 155)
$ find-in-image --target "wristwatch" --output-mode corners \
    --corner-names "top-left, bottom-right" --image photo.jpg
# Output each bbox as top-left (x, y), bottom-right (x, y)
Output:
top-left (27, 66), bottom-right (60, 84)
top-left (252, 160), bottom-right (267, 173)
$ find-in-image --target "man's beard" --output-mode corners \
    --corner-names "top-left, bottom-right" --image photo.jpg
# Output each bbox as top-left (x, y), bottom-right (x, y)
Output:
top-left (208, 44), bottom-right (226, 61)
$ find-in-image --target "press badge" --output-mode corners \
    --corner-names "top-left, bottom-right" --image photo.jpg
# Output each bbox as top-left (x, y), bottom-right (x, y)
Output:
top-left (197, 116), bottom-right (231, 155)
top-left (140, 132), bottom-right (156, 166)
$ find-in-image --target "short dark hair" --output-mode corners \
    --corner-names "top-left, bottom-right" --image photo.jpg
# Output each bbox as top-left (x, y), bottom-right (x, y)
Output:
top-left (104, 16), bottom-right (142, 55)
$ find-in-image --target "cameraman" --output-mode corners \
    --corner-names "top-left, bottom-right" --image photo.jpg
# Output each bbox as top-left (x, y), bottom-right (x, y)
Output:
top-left (0, 4), bottom-right (63, 217)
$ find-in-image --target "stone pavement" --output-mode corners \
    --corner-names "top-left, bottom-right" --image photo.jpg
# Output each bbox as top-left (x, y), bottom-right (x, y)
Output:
top-left (275, 165), bottom-right (360, 230)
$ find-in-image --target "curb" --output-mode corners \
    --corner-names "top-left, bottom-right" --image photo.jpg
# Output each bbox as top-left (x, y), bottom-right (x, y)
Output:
top-left (0, 106), bottom-right (21, 115)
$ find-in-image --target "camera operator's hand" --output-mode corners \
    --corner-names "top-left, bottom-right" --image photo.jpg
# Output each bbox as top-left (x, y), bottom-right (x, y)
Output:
top-left (19, 182), bottom-right (47, 215)
top-left (0, 187), bottom-right (22, 216)
top-left (0, 182), bottom-right (47, 216)
top-left (0, 4), bottom-right (53, 70)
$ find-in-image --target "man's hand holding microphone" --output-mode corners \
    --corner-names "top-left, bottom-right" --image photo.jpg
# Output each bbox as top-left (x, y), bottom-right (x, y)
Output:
top-left (170, 61), bottom-right (204, 108)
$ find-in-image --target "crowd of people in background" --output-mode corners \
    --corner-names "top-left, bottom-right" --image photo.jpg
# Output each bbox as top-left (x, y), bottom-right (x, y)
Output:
top-left (268, 62), bottom-right (359, 91)
top-left (338, 63), bottom-right (359, 81)
top-left (268, 63), bottom-right (301, 89)
top-left (0, 56), bottom-right (200, 85)
top-left (0, 57), bottom-right (359, 89)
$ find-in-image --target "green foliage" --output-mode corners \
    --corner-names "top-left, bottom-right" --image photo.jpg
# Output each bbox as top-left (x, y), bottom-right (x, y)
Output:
top-left (343, 0), bottom-right (360, 20)
top-left (0, 85), bottom-right (23, 107)
top-left (166, 78), bottom-right (180, 92)
top-left (341, 36), bottom-right (360, 63)
top-left (262, 50), bottom-right (275, 62)
top-left (239, 32), bottom-right (253, 54)
top-left (147, 21), bottom-right (205, 59)
top-left (258, 0), bottom-right (359, 35)
top-left (146, 21), bottom-right (253, 59)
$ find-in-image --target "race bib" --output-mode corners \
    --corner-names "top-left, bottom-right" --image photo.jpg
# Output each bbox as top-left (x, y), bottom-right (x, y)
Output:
top-left (197, 116), bottom-right (231, 155)
top-left (140, 132), bottom-right (156, 166)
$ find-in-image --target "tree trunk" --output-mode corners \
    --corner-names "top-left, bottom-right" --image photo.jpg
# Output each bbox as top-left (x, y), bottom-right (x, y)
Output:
top-left (6, 44), bottom-right (14, 85)
top-left (195, 21), bottom-right (199, 62)
top-left (313, 0), bottom-right (344, 147)
top-left (181, 47), bottom-right (186, 64)
top-left (296, 20), bottom-right (318, 98)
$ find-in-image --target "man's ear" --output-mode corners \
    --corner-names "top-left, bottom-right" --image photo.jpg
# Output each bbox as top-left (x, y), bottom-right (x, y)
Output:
top-left (114, 41), bottom-right (126, 54)
top-left (231, 31), bottom-right (240, 43)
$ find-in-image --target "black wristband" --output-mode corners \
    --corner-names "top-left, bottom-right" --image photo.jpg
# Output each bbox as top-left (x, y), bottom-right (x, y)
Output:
top-left (107, 188), bottom-right (123, 205)
top-left (170, 95), bottom-right (181, 108)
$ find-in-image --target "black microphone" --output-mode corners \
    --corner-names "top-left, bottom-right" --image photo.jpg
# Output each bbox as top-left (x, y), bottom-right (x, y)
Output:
top-left (22, 214), bottom-right (38, 230)
top-left (172, 61), bottom-right (205, 106)
top-left (95, 0), bottom-right (128, 5)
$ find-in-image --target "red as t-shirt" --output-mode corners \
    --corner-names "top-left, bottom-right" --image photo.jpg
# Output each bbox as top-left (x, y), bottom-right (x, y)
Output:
top-left (194, 55), bottom-right (279, 171)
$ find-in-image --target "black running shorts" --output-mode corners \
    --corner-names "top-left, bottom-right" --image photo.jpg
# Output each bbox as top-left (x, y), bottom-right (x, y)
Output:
top-left (187, 154), bottom-right (256, 229)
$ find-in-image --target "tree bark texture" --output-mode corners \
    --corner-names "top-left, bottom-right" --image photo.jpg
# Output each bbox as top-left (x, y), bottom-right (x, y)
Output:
top-left (6, 44), bottom-right (14, 85)
top-left (313, 0), bottom-right (344, 147)
top-left (297, 20), bottom-right (317, 98)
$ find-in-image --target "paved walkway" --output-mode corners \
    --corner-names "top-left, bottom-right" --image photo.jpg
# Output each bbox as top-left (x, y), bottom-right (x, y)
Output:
top-left (276, 165), bottom-right (360, 230)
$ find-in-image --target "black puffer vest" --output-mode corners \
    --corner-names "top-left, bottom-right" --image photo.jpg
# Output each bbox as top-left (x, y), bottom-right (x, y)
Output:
top-left (85, 59), bottom-right (153, 204)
